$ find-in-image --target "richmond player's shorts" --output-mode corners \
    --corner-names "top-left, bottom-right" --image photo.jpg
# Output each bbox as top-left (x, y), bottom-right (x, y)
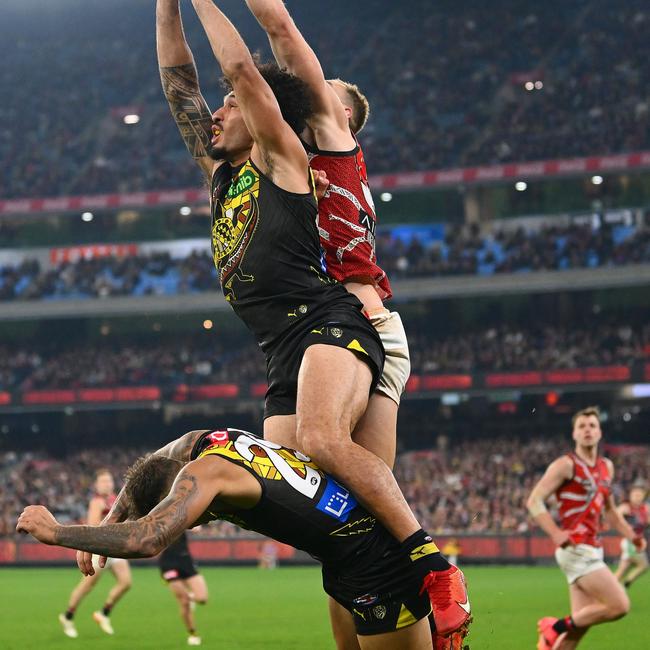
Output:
top-left (555, 544), bottom-right (607, 584)
top-left (368, 309), bottom-right (410, 405)
top-left (159, 553), bottom-right (198, 582)
top-left (264, 303), bottom-right (385, 418)
top-left (322, 545), bottom-right (436, 636)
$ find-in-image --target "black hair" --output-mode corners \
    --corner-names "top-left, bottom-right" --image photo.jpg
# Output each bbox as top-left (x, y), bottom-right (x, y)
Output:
top-left (222, 58), bottom-right (313, 135)
top-left (124, 455), bottom-right (183, 519)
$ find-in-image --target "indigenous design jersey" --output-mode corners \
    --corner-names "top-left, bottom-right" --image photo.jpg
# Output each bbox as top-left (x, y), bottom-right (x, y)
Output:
top-left (556, 453), bottom-right (612, 547)
top-left (98, 493), bottom-right (116, 518)
top-left (190, 429), bottom-right (395, 570)
top-left (306, 139), bottom-right (392, 300)
top-left (210, 160), bottom-right (357, 351)
top-left (624, 502), bottom-right (649, 538)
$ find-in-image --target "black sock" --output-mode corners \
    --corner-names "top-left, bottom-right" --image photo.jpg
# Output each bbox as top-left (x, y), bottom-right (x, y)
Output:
top-left (102, 604), bottom-right (113, 617)
top-left (65, 609), bottom-right (75, 621)
top-left (552, 616), bottom-right (576, 634)
top-left (401, 529), bottom-right (451, 571)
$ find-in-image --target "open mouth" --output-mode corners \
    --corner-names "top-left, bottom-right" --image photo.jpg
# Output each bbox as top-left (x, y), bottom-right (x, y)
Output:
top-left (211, 125), bottom-right (222, 145)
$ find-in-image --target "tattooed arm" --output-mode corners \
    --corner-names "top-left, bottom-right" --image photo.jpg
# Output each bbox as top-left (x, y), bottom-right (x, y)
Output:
top-left (18, 462), bottom-right (219, 565)
top-left (157, 0), bottom-right (218, 179)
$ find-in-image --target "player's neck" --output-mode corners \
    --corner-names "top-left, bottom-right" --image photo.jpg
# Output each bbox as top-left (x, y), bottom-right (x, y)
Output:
top-left (575, 445), bottom-right (598, 466)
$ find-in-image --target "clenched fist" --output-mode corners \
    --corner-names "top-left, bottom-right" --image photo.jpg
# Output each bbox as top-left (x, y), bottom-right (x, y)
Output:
top-left (16, 505), bottom-right (59, 545)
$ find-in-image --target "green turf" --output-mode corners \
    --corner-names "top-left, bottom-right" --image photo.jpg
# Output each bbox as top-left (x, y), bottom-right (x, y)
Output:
top-left (0, 565), bottom-right (648, 649)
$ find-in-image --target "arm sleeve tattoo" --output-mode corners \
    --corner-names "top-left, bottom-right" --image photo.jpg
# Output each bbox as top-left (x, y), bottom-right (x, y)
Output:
top-left (54, 474), bottom-right (199, 558)
top-left (160, 63), bottom-right (213, 163)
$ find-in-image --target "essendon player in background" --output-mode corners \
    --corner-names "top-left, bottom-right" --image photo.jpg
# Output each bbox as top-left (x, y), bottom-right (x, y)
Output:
top-left (58, 469), bottom-right (132, 638)
top-left (244, 2), bottom-right (468, 648)
top-left (527, 407), bottom-right (646, 650)
top-left (614, 482), bottom-right (649, 589)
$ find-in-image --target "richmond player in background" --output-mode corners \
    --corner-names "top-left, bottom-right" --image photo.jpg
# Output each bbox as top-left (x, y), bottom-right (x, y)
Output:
top-left (527, 407), bottom-right (646, 650)
top-left (58, 469), bottom-right (132, 638)
top-left (614, 482), bottom-right (649, 589)
top-left (158, 530), bottom-right (208, 646)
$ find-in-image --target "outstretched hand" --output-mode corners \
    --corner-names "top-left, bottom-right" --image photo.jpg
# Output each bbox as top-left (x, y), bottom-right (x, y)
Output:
top-left (313, 169), bottom-right (329, 201)
top-left (16, 505), bottom-right (59, 545)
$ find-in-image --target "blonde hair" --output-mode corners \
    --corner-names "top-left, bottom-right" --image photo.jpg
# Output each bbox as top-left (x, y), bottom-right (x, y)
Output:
top-left (330, 78), bottom-right (370, 134)
top-left (571, 406), bottom-right (601, 428)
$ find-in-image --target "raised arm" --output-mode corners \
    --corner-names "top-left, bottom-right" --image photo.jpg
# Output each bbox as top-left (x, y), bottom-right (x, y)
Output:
top-left (244, 0), bottom-right (350, 136)
top-left (157, 0), bottom-right (218, 179)
top-left (527, 456), bottom-right (573, 547)
top-left (18, 463), bottom-right (219, 566)
top-left (191, 0), bottom-right (309, 192)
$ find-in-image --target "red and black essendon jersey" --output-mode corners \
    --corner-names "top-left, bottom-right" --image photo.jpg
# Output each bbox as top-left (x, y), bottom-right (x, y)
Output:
top-left (625, 502), bottom-right (650, 537)
top-left (97, 493), bottom-right (116, 518)
top-left (306, 138), bottom-right (392, 300)
top-left (556, 453), bottom-right (611, 547)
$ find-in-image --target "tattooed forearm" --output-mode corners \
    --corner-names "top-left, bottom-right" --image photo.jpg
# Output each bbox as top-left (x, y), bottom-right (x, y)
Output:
top-left (160, 63), bottom-right (213, 162)
top-left (54, 474), bottom-right (200, 558)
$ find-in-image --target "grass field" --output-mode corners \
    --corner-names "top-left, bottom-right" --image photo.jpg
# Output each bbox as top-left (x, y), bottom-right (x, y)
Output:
top-left (0, 565), bottom-right (648, 649)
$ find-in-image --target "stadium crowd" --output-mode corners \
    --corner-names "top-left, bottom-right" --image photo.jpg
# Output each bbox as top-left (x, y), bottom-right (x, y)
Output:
top-left (1, 0), bottom-right (649, 199)
top-left (2, 435), bottom-right (648, 538)
top-left (1, 222), bottom-right (648, 301)
top-left (0, 321), bottom-right (647, 394)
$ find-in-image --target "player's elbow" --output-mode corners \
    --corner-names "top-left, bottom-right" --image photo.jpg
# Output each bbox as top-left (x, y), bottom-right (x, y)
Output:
top-left (222, 57), bottom-right (256, 84)
top-left (136, 536), bottom-right (165, 558)
top-left (526, 493), bottom-right (546, 517)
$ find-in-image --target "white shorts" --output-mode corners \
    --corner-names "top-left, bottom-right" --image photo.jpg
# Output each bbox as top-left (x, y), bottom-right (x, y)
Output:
top-left (620, 538), bottom-right (648, 564)
top-left (368, 310), bottom-right (410, 405)
top-left (91, 555), bottom-right (129, 572)
top-left (555, 544), bottom-right (606, 584)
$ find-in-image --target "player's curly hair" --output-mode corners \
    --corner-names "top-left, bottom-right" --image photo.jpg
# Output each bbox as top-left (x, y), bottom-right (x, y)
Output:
top-left (124, 455), bottom-right (183, 519)
top-left (221, 58), bottom-right (313, 136)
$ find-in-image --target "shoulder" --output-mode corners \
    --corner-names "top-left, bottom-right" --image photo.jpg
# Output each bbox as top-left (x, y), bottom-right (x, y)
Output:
top-left (602, 457), bottom-right (615, 476)
top-left (552, 454), bottom-right (574, 475)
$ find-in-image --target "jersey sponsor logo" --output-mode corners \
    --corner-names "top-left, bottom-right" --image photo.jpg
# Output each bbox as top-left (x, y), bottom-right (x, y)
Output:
top-left (316, 478), bottom-right (358, 522)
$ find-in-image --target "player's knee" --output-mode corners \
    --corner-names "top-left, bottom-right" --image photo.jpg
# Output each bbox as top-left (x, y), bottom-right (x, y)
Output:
top-left (608, 594), bottom-right (630, 620)
top-left (297, 431), bottom-right (345, 467)
top-left (120, 577), bottom-right (132, 592)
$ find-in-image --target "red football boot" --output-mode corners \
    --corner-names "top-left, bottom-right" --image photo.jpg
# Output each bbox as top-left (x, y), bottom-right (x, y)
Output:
top-left (537, 617), bottom-right (559, 650)
top-left (421, 565), bottom-right (471, 639)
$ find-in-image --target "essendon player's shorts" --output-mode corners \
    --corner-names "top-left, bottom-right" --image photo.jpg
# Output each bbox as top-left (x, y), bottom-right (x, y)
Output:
top-left (159, 554), bottom-right (198, 582)
top-left (264, 303), bottom-right (385, 419)
top-left (368, 309), bottom-right (410, 405)
top-left (555, 544), bottom-right (606, 584)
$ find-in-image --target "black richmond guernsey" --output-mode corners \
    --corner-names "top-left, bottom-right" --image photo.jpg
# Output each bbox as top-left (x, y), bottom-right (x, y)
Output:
top-left (191, 429), bottom-right (397, 572)
top-left (210, 160), bottom-right (360, 351)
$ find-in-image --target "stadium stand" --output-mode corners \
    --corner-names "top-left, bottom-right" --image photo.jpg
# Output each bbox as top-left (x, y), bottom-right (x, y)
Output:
top-left (1, 221), bottom-right (648, 301)
top-left (1, 0), bottom-right (649, 198)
